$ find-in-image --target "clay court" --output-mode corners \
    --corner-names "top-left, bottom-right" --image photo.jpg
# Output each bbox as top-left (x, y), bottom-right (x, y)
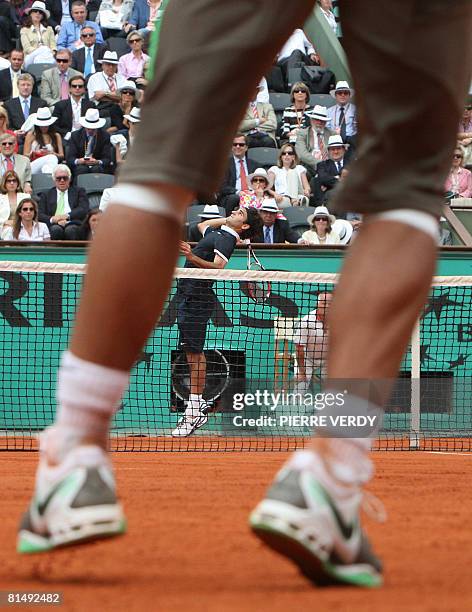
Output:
top-left (1, 450), bottom-right (471, 612)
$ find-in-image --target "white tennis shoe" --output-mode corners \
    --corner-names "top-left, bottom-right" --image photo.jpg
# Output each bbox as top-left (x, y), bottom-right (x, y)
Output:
top-left (17, 444), bottom-right (126, 554)
top-left (172, 404), bottom-right (209, 437)
top-left (249, 451), bottom-right (383, 587)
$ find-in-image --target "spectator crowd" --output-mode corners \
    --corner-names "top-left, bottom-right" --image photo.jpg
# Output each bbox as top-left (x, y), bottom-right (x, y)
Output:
top-left (0, 0), bottom-right (467, 244)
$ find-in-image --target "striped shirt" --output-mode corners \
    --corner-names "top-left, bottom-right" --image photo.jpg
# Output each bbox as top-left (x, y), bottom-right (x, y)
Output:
top-left (282, 104), bottom-right (312, 137)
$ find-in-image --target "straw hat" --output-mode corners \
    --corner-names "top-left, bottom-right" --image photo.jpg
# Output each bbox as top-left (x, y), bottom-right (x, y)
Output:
top-left (79, 108), bottom-right (106, 129)
top-left (33, 107), bottom-right (57, 127)
top-left (307, 205), bottom-right (336, 225)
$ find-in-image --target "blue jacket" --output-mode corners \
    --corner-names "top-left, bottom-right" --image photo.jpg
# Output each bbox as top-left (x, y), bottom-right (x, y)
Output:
top-left (57, 20), bottom-right (104, 51)
top-left (129, 0), bottom-right (150, 29)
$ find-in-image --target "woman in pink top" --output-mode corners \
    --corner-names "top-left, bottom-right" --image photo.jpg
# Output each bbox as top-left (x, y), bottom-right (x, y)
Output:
top-left (118, 31), bottom-right (150, 79)
top-left (444, 148), bottom-right (472, 200)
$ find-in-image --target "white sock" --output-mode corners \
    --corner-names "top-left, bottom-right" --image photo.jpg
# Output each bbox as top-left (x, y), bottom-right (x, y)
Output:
top-left (43, 351), bottom-right (129, 462)
top-left (187, 394), bottom-right (203, 414)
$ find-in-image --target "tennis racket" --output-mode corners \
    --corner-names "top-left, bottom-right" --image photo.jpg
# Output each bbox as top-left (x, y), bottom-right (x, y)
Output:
top-left (246, 245), bottom-right (271, 304)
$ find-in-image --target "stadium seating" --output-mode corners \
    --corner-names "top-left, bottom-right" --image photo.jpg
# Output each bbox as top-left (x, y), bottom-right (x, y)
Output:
top-left (186, 205), bottom-right (225, 225)
top-left (283, 206), bottom-right (316, 232)
top-left (31, 173), bottom-right (54, 196)
top-left (26, 63), bottom-right (55, 85)
top-left (247, 147), bottom-right (278, 169)
top-left (310, 93), bottom-right (336, 108)
top-left (88, 193), bottom-right (102, 210)
top-left (106, 37), bottom-right (129, 58)
top-left (77, 173), bottom-right (115, 194)
top-left (269, 93), bottom-right (291, 113)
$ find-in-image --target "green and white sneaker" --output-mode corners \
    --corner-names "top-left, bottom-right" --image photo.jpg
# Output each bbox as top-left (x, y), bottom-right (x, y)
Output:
top-left (17, 445), bottom-right (126, 554)
top-left (249, 452), bottom-right (383, 588)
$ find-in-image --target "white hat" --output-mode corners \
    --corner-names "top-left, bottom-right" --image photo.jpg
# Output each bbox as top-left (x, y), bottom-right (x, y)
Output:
top-left (123, 107), bottom-right (140, 123)
top-left (118, 80), bottom-right (137, 94)
top-left (33, 107), bottom-right (57, 126)
top-left (306, 105), bottom-right (328, 121)
top-left (307, 205), bottom-right (336, 225)
top-left (198, 204), bottom-right (223, 219)
top-left (98, 50), bottom-right (119, 65)
top-left (332, 219), bottom-right (354, 244)
top-left (331, 80), bottom-right (353, 98)
top-left (248, 167), bottom-right (273, 188)
top-left (260, 198), bottom-right (279, 213)
top-left (327, 134), bottom-right (346, 148)
top-left (79, 108), bottom-right (106, 129)
top-left (25, 1), bottom-right (50, 19)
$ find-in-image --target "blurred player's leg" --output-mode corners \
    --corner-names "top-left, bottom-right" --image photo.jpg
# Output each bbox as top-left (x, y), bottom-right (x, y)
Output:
top-left (251, 0), bottom-right (472, 587)
top-left (18, 0), bottom-right (315, 553)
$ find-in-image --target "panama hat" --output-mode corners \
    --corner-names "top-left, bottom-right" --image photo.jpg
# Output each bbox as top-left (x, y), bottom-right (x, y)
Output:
top-left (248, 167), bottom-right (273, 189)
top-left (307, 205), bottom-right (336, 225)
top-left (332, 219), bottom-right (354, 244)
top-left (98, 50), bottom-right (119, 65)
top-left (33, 107), bottom-right (57, 127)
top-left (198, 205), bottom-right (223, 219)
top-left (306, 105), bottom-right (328, 121)
top-left (25, 1), bottom-right (50, 19)
top-left (330, 80), bottom-right (354, 98)
top-left (260, 198), bottom-right (279, 213)
top-left (327, 134), bottom-right (346, 148)
top-left (79, 108), bottom-right (106, 129)
top-left (123, 107), bottom-right (140, 123)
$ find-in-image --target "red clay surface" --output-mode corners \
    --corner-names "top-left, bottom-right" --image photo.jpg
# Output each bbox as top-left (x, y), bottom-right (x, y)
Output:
top-left (1, 451), bottom-right (471, 612)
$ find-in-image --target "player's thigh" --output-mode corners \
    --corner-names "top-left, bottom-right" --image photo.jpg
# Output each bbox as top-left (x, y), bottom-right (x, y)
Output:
top-left (120, 0), bottom-right (314, 198)
top-left (334, 0), bottom-right (472, 217)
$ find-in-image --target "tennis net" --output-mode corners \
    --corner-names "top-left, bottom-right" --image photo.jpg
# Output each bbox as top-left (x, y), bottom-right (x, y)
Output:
top-left (0, 260), bottom-right (471, 452)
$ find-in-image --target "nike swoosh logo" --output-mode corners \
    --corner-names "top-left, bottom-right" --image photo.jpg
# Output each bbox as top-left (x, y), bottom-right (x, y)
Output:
top-left (309, 480), bottom-right (356, 540)
top-left (36, 473), bottom-right (80, 516)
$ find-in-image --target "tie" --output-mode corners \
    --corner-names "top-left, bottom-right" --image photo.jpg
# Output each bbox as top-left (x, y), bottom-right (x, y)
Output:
top-left (6, 157), bottom-right (13, 171)
top-left (339, 106), bottom-right (347, 141)
top-left (317, 133), bottom-right (328, 160)
top-left (22, 98), bottom-right (29, 119)
top-left (264, 226), bottom-right (271, 244)
top-left (12, 73), bottom-right (19, 98)
top-left (336, 161), bottom-right (342, 173)
top-left (239, 159), bottom-right (248, 191)
top-left (251, 102), bottom-right (259, 119)
top-left (60, 74), bottom-right (68, 100)
top-left (84, 48), bottom-right (93, 77)
top-left (56, 191), bottom-right (65, 215)
top-left (108, 76), bottom-right (116, 93)
top-left (86, 135), bottom-right (95, 157)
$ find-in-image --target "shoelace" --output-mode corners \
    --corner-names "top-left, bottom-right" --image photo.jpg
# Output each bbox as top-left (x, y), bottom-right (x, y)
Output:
top-left (361, 490), bottom-right (387, 523)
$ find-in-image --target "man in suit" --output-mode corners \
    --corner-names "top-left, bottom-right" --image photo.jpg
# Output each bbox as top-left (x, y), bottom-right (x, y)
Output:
top-left (239, 88), bottom-right (277, 148)
top-left (38, 163), bottom-right (89, 239)
top-left (40, 49), bottom-right (82, 108)
top-left (326, 80), bottom-right (357, 148)
top-left (217, 134), bottom-right (258, 214)
top-left (311, 135), bottom-right (353, 205)
top-left (53, 74), bottom-right (95, 140)
top-left (71, 26), bottom-right (107, 77)
top-left (252, 198), bottom-right (301, 244)
top-left (0, 133), bottom-right (32, 192)
top-left (0, 49), bottom-right (26, 102)
top-left (57, 0), bottom-right (104, 51)
top-left (4, 73), bottom-right (48, 132)
top-left (66, 108), bottom-right (112, 177)
top-left (296, 105), bottom-right (334, 178)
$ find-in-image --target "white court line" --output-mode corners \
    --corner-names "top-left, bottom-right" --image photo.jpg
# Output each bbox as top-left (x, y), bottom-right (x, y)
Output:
top-left (428, 451), bottom-right (472, 456)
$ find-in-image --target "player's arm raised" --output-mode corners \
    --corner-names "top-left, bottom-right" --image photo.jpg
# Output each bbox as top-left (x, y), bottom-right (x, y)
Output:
top-left (179, 241), bottom-right (227, 270)
top-left (196, 216), bottom-right (228, 236)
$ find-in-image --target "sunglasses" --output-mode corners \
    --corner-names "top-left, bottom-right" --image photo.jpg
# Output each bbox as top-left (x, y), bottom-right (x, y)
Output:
top-left (55, 176), bottom-right (69, 181)
top-left (71, 83), bottom-right (85, 88)
top-left (336, 90), bottom-right (350, 95)
top-left (232, 142), bottom-right (246, 147)
top-left (21, 207), bottom-right (34, 212)
top-left (6, 178), bottom-right (18, 183)
top-left (2, 142), bottom-right (14, 146)
top-left (453, 154), bottom-right (463, 159)
top-left (314, 217), bottom-right (328, 221)
top-left (56, 58), bottom-right (69, 63)
top-left (282, 151), bottom-right (295, 156)
top-left (31, 9), bottom-right (43, 13)
top-left (121, 90), bottom-right (134, 95)
top-left (129, 39), bottom-right (141, 43)
top-left (293, 89), bottom-right (307, 94)
top-left (252, 178), bottom-right (267, 183)
top-left (81, 33), bottom-right (95, 38)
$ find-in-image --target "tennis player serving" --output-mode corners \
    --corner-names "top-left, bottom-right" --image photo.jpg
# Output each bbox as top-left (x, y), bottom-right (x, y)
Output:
top-left (173, 207), bottom-right (262, 437)
top-left (18, 0), bottom-right (472, 591)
